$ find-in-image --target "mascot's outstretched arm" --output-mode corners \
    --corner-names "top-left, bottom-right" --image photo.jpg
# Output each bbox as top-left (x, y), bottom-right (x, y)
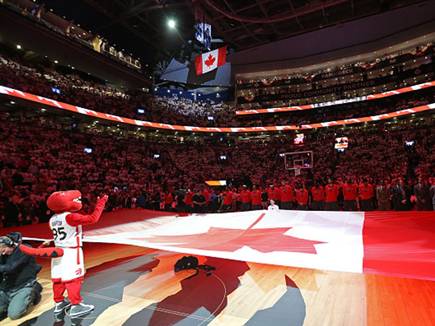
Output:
top-left (0, 232), bottom-right (64, 258)
top-left (65, 195), bottom-right (108, 226)
top-left (19, 244), bottom-right (64, 258)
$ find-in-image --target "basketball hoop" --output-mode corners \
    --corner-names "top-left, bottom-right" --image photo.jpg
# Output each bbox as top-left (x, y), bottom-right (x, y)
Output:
top-left (281, 150), bottom-right (314, 174)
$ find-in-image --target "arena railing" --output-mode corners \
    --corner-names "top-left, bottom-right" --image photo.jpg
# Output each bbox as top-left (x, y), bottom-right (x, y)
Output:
top-left (235, 80), bottom-right (435, 116)
top-left (1, 85), bottom-right (434, 133)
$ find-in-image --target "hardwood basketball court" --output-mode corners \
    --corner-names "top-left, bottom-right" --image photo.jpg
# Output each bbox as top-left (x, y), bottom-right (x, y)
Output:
top-left (2, 241), bottom-right (434, 326)
top-left (3, 209), bottom-right (435, 326)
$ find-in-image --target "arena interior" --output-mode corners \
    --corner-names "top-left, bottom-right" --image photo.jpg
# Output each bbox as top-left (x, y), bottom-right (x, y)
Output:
top-left (0, 0), bottom-right (434, 325)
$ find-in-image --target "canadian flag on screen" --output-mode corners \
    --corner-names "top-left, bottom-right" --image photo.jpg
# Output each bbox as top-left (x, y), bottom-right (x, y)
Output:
top-left (195, 46), bottom-right (227, 75)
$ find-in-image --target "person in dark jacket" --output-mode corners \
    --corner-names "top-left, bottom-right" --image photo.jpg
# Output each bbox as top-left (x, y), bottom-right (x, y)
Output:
top-left (3, 199), bottom-right (20, 227)
top-left (414, 177), bottom-right (432, 211)
top-left (390, 179), bottom-right (406, 210)
top-left (0, 233), bottom-right (42, 320)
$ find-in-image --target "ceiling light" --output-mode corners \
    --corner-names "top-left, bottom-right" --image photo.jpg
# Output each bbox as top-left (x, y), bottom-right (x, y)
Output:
top-left (167, 19), bottom-right (176, 29)
top-left (16, 44), bottom-right (22, 49)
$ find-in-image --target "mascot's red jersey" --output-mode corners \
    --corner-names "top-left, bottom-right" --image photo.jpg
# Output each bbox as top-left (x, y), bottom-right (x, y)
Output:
top-left (46, 190), bottom-right (107, 282)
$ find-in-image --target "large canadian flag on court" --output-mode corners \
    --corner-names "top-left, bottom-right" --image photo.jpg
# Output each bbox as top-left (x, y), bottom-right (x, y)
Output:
top-left (17, 210), bottom-right (435, 281)
top-left (195, 46), bottom-right (227, 75)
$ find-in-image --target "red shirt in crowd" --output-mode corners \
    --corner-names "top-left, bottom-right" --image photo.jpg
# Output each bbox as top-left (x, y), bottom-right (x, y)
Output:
top-left (342, 183), bottom-right (358, 201)
top-left (164, 193), bottom-right (173, 205)
top-left (295, 188), bottom-right (309, 205)
top-left (311, 186), bottom-right (325, 202)
top-left (223, 191), bottom-right (233, 205)
top-left (184, 191), bottom-right (193, 206)
top-left (240, 190), bottom-right (251, 203)
top-left (325, 184), bottom-right (340, 202)
top-left (202, 188), bottom-right (211, 203)
top-left (273, 187), bottom-right (282, 201)
top-left (251, 189), bottom-right (262, 206)
top-left (359, 183), bottom-right (374, 200)
top-left (281, 185), bottom-right (294, 202)
top-left (267, 187), bottom-right (282, 201)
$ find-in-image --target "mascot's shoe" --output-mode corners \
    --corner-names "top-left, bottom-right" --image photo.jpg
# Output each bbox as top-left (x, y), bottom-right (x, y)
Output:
top-left (54, 299), bottom-right (71, 321)
top-left (69, 303), bottom-right (94, 318)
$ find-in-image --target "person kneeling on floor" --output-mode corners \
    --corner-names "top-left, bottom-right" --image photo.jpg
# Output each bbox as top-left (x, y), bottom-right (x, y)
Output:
top-left (0, 232), bottom-right (42, 320)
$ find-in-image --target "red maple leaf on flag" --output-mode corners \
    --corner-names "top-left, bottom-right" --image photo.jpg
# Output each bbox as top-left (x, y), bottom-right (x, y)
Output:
top-left (204, 54), bottom-right (216, 67)
top-left (132, 226), bottom-right (324, 254)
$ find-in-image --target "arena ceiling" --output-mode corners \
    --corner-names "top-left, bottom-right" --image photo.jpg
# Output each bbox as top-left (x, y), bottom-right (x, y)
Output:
top-left (42, 0), bottom-right (427, 63)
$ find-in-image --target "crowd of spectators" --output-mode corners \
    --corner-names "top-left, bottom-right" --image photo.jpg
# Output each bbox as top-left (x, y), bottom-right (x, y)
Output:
top-left (236, 43), bottom-right (434, 108)
top-left (0, 52), bottom-right (230, 126)
top-left (147, 96), bottom-right (234, 126)
top-left (2, 0), bottom-right (141, 70)
top-left (237, 43), bottom-right (432, 90)
top-left (0, 109), bottom-right (433, 227)
top-left (0, 39), bottom-right (434, 227)
top-left (0, 53), bottom-right (140, 105)
top-left (1, 43), bottom-right (434, 128)
top-left (236, 90), bottom-right (434, 127)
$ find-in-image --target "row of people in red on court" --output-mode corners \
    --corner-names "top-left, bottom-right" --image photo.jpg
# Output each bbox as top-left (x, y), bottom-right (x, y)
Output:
top-left (217, 183), bottom-right (373, 203)
top-left (170, 181), bottom-right (375, 211)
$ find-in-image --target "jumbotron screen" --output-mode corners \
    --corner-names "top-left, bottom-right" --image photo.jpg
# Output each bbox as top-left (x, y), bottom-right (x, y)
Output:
top-left (294, 133), bottom-right (304, 145)
top-left (335, 137), bottom-right (349, 149)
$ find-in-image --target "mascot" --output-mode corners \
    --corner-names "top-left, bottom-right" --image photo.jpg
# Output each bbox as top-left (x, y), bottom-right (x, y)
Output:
top-left (20, 191), bottom-right (108, 320)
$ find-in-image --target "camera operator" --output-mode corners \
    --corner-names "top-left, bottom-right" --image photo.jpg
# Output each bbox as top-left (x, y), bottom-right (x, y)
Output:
top-left (0, 232), bottom-right (42, 320)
